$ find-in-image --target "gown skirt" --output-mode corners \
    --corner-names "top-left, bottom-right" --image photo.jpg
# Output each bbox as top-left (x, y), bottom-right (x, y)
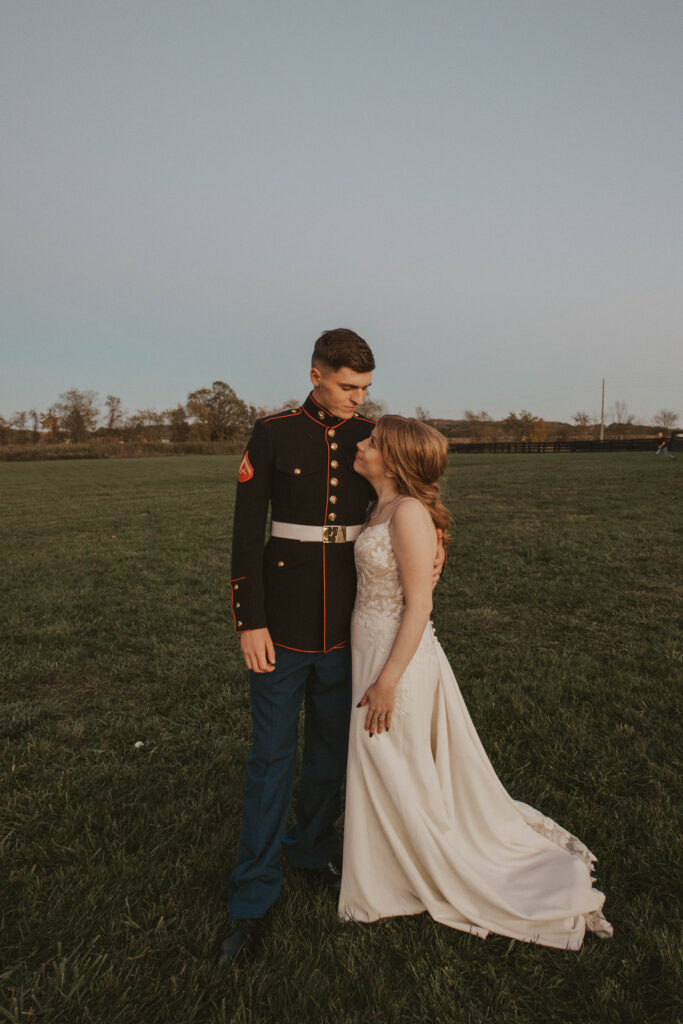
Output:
top-left (338, 520), bottom-right (612, 951)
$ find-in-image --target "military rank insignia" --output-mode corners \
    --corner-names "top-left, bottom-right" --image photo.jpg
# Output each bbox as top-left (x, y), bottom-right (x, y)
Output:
top-left (238, 451), bottom-right (254, 482)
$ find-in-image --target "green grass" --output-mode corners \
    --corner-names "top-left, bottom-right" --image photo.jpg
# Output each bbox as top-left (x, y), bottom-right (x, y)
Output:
top-left (1, 453), bottom-right (681, 1024)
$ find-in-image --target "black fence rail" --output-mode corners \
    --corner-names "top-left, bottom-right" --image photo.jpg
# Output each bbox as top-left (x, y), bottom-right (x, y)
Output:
top-left (448, 438), bottom-right (678, 454)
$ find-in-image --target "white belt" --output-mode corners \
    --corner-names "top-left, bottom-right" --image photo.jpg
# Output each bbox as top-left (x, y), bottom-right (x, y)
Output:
top-left (271, 521), bottom-right (363, 543)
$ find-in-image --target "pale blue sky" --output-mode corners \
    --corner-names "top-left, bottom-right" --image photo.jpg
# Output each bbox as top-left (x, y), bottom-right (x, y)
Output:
top-left (2, 0), bottom-right (682, 423)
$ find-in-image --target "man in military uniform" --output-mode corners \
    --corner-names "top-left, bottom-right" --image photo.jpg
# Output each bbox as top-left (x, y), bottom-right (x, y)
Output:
top-left (222, 329), bottom-right (377, 960)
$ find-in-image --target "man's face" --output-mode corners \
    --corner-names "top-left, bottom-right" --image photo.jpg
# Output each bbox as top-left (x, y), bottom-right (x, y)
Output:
top-left (310, 364), bottom-right (373, 420)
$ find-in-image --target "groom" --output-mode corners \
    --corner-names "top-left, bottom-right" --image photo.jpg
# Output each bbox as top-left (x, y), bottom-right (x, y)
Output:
top-left (222, 329), bottom-right (377, 960)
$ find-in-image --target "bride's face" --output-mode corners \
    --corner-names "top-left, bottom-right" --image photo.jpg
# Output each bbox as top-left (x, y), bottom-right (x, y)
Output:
top-left (354, 429), bottom-right (387, 482)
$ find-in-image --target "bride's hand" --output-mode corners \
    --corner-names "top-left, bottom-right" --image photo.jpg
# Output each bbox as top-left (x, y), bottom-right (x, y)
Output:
top-left (357, 675), bottom-right (396, 735)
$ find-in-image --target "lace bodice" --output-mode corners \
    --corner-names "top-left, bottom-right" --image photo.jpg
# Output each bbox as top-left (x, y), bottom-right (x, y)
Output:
top-left (353, 520), bottom-right (405, 629)
top-left (351, 515), bottom-right (436, 718)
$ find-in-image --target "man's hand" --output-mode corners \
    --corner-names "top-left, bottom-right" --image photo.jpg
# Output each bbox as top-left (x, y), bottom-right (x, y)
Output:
top-left (432, 528), bottom-right (446, 589)
top-left (240, 628), bottom-right (276, 673)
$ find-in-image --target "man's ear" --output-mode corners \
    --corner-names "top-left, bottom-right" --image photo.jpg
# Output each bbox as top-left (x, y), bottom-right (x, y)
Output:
top-left (310, 366), bottom-right (321, 388)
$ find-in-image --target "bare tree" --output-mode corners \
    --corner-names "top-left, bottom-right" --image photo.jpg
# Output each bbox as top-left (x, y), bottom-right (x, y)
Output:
top-left (415, 406), bottom-right (430, 421)
top-left (611, 400), bottom-right (635, 426)
top-left (653, 409), bottom-right (679, 431)
top-left (104, 395), bottom-right (126, 432)
top-left (28, 409), bottom-right (40, 441)
top-left (358, 397), bottom-right (387, 419)
top-left (571, 411), bottom-right (593, 438)
top-left (0, 415), bottom-right (11, 445)
top-left (10, 411), bottom-right (28, 442)
top-left (130, 408), bottom-right (164, 440)
top-left (503, 410), bottom-right (538, 441)
top-left (249, 398), bottom-right (304, 420)
top-left (463, 409), bottom-right (492, 441)
top-left (56, 389), bottom-right (99, 442)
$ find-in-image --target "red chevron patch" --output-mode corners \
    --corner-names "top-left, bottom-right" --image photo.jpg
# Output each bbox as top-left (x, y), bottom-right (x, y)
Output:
top-left (238, 450), bottom-right (254, 482)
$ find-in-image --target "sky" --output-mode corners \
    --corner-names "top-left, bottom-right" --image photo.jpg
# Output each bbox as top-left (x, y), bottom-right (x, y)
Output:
top-left (2, 0), bottom-right (682, 424)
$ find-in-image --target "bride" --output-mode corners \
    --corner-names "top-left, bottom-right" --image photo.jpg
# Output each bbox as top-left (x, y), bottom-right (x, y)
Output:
top-left (339, 415), bottom-right (612, 949)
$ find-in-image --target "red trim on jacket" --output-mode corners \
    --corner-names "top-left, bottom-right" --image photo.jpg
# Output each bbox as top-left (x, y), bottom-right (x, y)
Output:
top-left (308, 392), bottom-right (333, 415)
top-left (303, 394), bottom-right (346, 428)
top-left (301, 404), bottom-right (345, 429)
top-left (308, 391), bottom-right (375, 426)
top-left (273, 640), bottom-right (348, 653)
top-left (263, 408), bottom-right (302, 423)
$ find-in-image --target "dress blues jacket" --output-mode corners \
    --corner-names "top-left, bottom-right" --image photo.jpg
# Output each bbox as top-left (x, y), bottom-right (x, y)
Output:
top-left (230, 393), bottom-right (375, 652)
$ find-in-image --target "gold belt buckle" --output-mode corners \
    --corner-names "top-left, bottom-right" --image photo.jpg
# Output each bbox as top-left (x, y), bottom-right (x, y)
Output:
top-left (322, 525), bottom-right (347, 543)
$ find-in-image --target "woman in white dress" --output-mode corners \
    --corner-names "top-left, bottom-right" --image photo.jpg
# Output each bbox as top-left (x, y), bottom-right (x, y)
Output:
top-left (339, 415), bottom-right (612, 950)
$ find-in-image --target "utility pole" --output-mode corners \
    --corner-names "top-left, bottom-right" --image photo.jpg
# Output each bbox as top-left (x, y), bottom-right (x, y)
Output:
top-left (600, 378), bottom-right (605, 442)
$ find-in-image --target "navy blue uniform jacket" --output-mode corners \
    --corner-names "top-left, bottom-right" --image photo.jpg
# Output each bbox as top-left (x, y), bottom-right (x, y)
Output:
top-left (230, 393), bottom-right (375, 652)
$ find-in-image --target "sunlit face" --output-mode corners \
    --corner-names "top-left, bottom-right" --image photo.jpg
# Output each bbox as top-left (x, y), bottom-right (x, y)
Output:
top-left (310, 364), bottom-right (372, 420)
top-left (354, 428), bottom-right (388, 483)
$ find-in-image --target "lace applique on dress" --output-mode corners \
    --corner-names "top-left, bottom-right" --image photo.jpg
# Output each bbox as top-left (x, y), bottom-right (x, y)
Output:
top-left (352, 519), bottom-right (437, 718)
top-left (353, 522), bottom-right (405, 632)
top-left (516, 802), bottom-right (614, 938)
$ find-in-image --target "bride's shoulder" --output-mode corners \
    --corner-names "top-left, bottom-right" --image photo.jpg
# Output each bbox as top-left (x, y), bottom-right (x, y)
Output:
top-left (390, 498), bottom-right (436, 563)
top-left (391, 497), bottom-right (434, 531)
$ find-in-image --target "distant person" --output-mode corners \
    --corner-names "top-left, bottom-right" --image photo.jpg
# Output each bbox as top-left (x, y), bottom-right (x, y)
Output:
top-left (655, 432), bottom-right (675, 459)
top-left (339, 415), bottom-right (613, 949)
top-left (221, 328), bottom-right (446, 962)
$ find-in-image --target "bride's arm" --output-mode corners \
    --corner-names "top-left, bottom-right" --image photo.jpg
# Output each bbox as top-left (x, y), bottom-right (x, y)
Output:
top-left (358, 498), bottom-right (436, 735)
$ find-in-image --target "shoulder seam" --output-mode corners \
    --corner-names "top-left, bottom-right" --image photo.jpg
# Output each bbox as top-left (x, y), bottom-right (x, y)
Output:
top-left (263, 408), bottom-right (302, 423)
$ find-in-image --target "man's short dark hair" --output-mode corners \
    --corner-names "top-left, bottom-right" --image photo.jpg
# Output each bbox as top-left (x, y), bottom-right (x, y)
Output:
top-left (312, 329), bottom-right (375, 373)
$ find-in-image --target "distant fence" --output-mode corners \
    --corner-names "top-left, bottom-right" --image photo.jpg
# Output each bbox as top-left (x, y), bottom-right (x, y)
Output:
top-left (448, 438), bottom-right (678, 454)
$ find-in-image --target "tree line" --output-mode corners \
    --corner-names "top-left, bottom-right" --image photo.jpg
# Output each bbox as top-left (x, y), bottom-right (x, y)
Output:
top-left (425, 405), bottom-right (679, 442)
top-left (0, 383), bottom-right (269, 446)
top-left (0, 386), bottom-right (678, 447)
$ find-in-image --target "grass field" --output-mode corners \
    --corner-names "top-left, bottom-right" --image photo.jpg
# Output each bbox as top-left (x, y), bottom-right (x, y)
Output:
top-left (1, 453), bottom-right (681, 1024)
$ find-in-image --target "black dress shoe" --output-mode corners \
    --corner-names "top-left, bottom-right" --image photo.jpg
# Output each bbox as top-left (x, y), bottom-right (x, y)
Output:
top-left (307, 861), bottom-right (342, 894)
top-left (220, 918), bottom-right (267, 962)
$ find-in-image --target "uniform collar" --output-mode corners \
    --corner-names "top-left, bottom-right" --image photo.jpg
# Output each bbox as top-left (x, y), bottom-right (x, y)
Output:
top-left (303, 392), bottom-right (350, 429)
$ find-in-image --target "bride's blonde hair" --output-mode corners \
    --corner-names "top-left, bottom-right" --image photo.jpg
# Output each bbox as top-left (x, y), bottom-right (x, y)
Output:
top-left (375, 415), bottom-right (451, 546)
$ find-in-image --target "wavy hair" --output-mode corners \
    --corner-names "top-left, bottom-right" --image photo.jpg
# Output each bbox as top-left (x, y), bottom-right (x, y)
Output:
top-left (375, 415), bottom-right (451, 546)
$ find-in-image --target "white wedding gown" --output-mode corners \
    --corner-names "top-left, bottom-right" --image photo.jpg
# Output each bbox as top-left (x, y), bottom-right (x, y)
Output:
top-left (339, 514), bottom-right (612, 950)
